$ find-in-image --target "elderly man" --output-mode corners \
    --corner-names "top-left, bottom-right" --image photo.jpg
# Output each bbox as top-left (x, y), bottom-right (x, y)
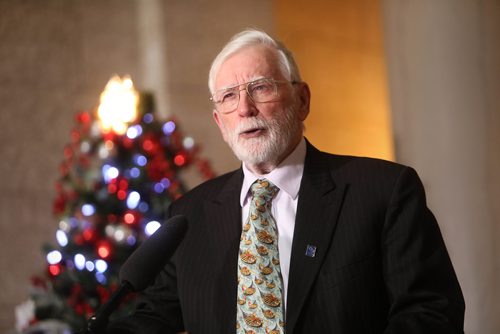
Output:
top-left (109, 30), bottom-right (465, 334)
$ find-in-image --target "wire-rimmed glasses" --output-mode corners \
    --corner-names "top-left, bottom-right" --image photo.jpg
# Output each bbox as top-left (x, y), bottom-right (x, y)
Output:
top-left (210, 78), bottom-right (297, 114)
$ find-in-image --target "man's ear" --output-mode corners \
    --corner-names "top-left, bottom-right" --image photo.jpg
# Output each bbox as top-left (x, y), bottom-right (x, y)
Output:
top-left (296, 82), bottom-right (311, 121)
top-left (212, 110), bottom-right (228, 142)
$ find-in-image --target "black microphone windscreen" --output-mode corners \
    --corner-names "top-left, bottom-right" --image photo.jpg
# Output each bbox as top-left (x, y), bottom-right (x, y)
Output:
top-left (119, 215), bottom-right (188, 291)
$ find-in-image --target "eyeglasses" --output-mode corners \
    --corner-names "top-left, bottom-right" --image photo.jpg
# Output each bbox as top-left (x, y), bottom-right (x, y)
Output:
top-left (210, 78), bottom-right (298, 114)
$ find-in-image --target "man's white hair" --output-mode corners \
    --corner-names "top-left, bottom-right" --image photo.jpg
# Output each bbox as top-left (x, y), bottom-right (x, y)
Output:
top-left (208, 29), bottom-right (302, 94)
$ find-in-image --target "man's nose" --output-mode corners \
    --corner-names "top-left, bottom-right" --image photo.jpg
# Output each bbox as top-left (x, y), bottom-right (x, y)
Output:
top-left (237, 89), bottom-right (257, 117)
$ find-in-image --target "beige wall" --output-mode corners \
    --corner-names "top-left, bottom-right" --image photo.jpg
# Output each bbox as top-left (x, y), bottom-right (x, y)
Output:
top-left (274, 0), bottom-right (394, 161)
top-left (0, 1), bottom-right (141, 331)
top-left (383, 0), bottom-right (500, 333)
top-left (158, 0), bottom-right (273, 175)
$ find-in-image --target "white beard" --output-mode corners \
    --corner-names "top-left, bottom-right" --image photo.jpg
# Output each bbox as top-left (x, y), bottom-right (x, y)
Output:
top-left (220, 106), bottom-right (302, 167)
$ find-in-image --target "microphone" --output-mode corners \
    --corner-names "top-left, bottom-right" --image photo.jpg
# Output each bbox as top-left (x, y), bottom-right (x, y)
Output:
top-left (85, 215), bottom-right (188, 333)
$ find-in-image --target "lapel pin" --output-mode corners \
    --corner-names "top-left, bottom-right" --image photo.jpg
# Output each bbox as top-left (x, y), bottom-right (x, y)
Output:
top-left (305, 244), bottom-right (317, 258)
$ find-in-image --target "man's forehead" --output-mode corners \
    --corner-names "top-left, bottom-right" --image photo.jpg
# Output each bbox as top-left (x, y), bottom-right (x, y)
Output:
top-left (214, 47), bottom-right (282, 91)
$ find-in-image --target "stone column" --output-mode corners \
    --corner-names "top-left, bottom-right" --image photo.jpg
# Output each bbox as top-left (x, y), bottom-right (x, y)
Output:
top-left (383, 1), bottom-right (500, 333)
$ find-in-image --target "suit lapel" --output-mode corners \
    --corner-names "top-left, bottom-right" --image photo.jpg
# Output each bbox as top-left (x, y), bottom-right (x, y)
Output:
top-left (286, 143), bottom-right (346, 334)
top-left (202, 169), bottom-right (243, 333)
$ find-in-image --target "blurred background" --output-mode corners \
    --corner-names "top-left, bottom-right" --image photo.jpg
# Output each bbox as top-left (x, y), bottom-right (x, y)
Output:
top-left (0, 0), bottom-right (498, 333)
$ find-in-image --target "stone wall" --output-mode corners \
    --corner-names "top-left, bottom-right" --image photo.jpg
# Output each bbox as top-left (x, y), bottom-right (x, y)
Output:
top-left (0, 0), bottom-right (272, 331)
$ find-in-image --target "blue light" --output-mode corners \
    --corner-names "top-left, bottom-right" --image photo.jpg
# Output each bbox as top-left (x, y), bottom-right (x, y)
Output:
top-left (74, 254), bottom-right (86, 270)
top-left (143, 113), bottom-right (154, 123)
top-left (138, 202), bottom-right (149, 212)
top-left (95, 259), bottom-right (108, 273)
top-left (133, 154), bottom-right (147, 167)
top-left (95, 272), bottom-right (107, 284)
top-left (162, 121), bottom-right (176, 135)
top-left (66, 260), bottom-right (75, 270)
top-left (153, 183), bottom-right (165, 193)
top-left (86, 261), bottom-right (95, 272)
top-left (126, 125), bottom-right (143, 139)
top-left (81, 204), bottom-right (95, 216)
top-left (126, 235), bottom-right (137, 246)
top-left (161, 178), bottom-right (171, 188)
top-left (145, 221), bottom-right (161, 236)
top-left (70, 218), bottom-right (79, 228)
top-left (56, 230), bottom-right (68, 247)
top-left (102, 164), bottom-right (119, 183)
top-left (130, 167), bottom-right (140, 178)
top-left (127, 191), bottom-right (141, 209)
top-left (47, 250), bottom-right (62, 265)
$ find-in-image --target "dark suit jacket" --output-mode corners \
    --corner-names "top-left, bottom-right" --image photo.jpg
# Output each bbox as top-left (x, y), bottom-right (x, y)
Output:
top-left (108, 142), bottom-right (465, 334)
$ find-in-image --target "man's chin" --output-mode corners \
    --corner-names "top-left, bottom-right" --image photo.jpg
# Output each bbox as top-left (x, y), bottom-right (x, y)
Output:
top-left (233, 147), bottom-right (278, 167)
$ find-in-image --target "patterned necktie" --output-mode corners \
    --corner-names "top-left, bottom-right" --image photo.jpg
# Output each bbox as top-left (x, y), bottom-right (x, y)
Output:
top-left (236, 179), bottom-right (285, 334)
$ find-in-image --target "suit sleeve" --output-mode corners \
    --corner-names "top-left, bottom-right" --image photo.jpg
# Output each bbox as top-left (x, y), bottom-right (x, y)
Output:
top-left (382, 167), bottom-right (465, 334)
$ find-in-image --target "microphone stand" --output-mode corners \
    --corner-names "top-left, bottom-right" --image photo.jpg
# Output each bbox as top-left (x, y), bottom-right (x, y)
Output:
top-left (84, 281), bottom-right (133, 333)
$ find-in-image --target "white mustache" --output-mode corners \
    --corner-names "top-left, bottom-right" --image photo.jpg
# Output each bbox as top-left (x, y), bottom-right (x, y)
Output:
top-left (236, 118), bottom-right (269, 135)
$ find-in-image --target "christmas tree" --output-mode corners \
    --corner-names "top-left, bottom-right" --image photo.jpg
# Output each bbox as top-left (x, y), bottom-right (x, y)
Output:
top-left (19, 76), bottom-right (215, 332)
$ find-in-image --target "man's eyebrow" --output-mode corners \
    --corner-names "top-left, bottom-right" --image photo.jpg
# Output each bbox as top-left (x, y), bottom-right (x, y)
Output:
top-left (216, 76), bottom-right (267, 92)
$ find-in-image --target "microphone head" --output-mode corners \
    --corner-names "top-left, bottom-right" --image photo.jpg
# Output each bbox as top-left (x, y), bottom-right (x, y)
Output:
top-left (119, 215), bottom-right (188, 291)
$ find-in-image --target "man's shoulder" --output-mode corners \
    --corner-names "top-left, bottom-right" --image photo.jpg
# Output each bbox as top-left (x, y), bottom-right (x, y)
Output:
top-left (315, 148), bottom-right (407, 174)
top-left (171, 168), bottom-right (241, 207)
top-left (312, 148), bottom-right (416, 187)
top-left (306, 140), bottom-right (407, 175)
top-left (312, 151), bottom-right (424, 202)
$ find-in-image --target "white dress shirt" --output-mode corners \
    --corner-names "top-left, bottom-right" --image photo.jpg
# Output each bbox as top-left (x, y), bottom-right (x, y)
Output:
top-left (240, 138), bottom-right (306, 307)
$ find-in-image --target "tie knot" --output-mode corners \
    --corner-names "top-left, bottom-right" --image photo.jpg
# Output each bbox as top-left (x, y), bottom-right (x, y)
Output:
top-left (250, 179), bottom-right (279, 200)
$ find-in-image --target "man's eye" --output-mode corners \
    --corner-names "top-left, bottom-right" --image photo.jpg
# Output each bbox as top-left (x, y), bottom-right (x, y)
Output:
top-left (220, 91), bottom-right (236, 102)
top-left (250, 82), bottom-right (272, 94)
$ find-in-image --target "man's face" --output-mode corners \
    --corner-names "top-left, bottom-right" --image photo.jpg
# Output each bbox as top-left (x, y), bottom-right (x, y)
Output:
top-left (212, 45), bottom-right (309, 170)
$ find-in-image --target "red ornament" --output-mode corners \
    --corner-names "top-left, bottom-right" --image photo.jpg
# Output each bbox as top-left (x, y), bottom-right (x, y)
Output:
top-left (53, 194), bottom-right (66, 214)
top-left (143, 139), bottom-right (154, 152)
top-left (107, 214), bottom-right (118, 223)
top-left (142, 135), bottom-right (161, 155)
top-left (122, 137), bottom-right (134, 149)
top-left (79, 154), bottom-right (91, 168)
top-left (118, 178), bottom-right (129, 190)
top-left (59, 162), bottom-right (69, 177)
top-left (103, 133), bottom-right (116, 142)
top-left (48, 264), bottom-right (62, 277)
top-left (173, 153), bottom-right (187, 167)
top-left (82, 228), bottom-right (97, 242)
top-left (146, 155), bottom-right (171, 181)
top-left (31, 276), bottom-right (48, 290)
top-left (117, 190), bottom-right (127, 201)
top-left (70, 130), bottom-right (80, 144)
top-left (64, 145), bottom-right (74, 159)
top-left (108, 177), bottom-right (128, 198)
top-left (96, 240), bottom-right (112, 259)
top-left (123, 210), bottom-right (141, 225)
top-left (76, 111), bottom-right (91, 124)
top-left (73, 233), bottom-right (85, 246)
top-left (108, 183), bottom-right (117, 194)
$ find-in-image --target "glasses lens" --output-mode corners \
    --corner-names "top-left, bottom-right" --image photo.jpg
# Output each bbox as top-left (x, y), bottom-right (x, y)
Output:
top-left (213, 88), bottom-right (239, 113)
top-left (248, 79), bottom-right (277, 103)
top-left (212, 79), bottom-right (280, 113)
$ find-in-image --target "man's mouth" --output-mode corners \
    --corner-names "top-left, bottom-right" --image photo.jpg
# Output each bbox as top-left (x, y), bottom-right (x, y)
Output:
top-left (239, 127), bottom-right (266, 138)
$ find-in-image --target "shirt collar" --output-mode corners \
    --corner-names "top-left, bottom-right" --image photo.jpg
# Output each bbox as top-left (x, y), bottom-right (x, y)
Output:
top-left (240, 137), bottom-right (306, 206)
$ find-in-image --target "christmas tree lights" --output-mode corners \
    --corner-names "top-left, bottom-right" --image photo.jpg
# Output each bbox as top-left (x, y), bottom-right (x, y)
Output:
top-left (20, 77), bottom-right (215, 332)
